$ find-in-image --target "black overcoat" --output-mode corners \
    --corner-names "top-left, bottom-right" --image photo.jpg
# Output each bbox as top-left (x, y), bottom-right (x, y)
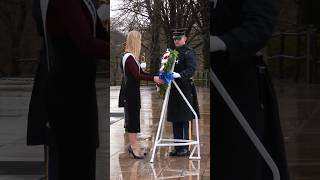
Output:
top-left (211, 0), bottom-right (289, 179)
top-left (27, 0), bottom-right (108, 148)
top-left (167, 45), bottom-right (200, 122)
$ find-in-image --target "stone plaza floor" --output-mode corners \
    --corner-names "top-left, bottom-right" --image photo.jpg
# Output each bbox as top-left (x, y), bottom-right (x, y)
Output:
top-left (110, 86), bottom-right (210, 180)
top-left (1, 77), bottom-right (320, 180)
top-left (0, 78), bottom-right (109, 180)
top-left (275, 80), bottom-right (320, 180)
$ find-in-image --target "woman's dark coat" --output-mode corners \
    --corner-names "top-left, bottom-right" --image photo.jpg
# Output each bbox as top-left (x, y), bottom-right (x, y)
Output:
top-left (27, 0), bottom-right (108, 148)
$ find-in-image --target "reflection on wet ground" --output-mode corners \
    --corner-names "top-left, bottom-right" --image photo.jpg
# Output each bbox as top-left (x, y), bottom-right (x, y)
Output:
top-left (1, 78), bottom-right (320, 179)
top-left (275, 81), bottom-right (320, 180)
top-left (0, 78), bottom-right (109, 180)
top-left (111, 80), bottom-right (320, 180)
top-left (110, 86), bottom-right (210, 180)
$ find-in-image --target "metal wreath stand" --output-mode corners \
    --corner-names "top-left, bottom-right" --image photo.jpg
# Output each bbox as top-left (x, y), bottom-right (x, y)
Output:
top-left (150, 160), bottom-right (201, 179)
top-left (150, 56), bottom-right (201, 163)
top-left (208, 69), bottom-right (280, 180)
top-left (149, 55), bottom-right (281, 179)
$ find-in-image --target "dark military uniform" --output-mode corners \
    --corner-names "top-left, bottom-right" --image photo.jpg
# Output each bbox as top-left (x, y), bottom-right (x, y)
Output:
top-left (167, 44), bottom-right (200, 153)
top-left (211, 0), bottom-right (289, 180)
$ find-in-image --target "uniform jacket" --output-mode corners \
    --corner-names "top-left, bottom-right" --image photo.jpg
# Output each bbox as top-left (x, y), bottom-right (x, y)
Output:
top-left (167, 45), bottom-right (200, 122)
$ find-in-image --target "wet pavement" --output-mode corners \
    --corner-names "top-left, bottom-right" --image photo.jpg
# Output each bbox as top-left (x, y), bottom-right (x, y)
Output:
top-left (1, 78), bottom-right (320, 180)
top-left (110, 80), bottom-right (320, 180)
top-left (110, 86), bottom-right (210, 180)
top-left (274, 80), bottom-right (320, 180)
top-left (0, 78), bottom-right (109, 180)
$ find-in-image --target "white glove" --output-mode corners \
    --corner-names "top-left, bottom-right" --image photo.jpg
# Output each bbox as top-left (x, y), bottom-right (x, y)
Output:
top-left (140, 62), bottom-right (147, 69)
top-left (210, 36), bottom-right (227, 52)
top-left (172, 72), bottom-right (181, 78)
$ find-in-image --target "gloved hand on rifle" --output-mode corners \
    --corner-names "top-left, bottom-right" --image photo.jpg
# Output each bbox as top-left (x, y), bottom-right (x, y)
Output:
top-left (210, 36), bottom-right (227, 52)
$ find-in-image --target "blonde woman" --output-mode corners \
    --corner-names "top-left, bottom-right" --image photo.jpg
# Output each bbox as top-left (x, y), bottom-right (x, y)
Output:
top-left (120, 30), bottom-right (163, 159)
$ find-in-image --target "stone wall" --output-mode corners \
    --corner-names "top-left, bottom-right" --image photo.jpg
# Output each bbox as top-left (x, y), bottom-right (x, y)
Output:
top-left (0, 0), bottom-right (41, 77)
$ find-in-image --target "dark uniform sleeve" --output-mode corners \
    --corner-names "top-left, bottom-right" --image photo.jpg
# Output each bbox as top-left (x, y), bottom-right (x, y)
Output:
top-left (218, 0), bottom-right (277, 61)
top-left (179, 50), bottom-right (197, 79)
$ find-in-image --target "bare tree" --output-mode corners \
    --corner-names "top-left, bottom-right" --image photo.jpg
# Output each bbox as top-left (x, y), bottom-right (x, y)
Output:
top-left (190, 0), bottom-right (209, 68)
top-left (144, 0), bottom-right (162, 73)
top-left (112, 0), bottom-right (209, 73)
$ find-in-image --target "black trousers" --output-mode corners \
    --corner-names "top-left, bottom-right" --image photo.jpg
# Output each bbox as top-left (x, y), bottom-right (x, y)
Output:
top-left (47, 145), bottom-right (96, 180)
top-left (172, 121), bottom-right (189, 152)
top-left (46, 131), bottom-right (97, 180)
top-left (47, 145), bottom-right (59, 180)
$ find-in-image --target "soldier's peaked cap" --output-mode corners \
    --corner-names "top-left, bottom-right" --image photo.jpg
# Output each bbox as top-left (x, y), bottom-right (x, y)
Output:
top-left (172, 28), bottom-right (187, 37)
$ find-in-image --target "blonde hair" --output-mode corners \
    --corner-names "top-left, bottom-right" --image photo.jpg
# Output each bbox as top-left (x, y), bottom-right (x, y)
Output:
top-left (125, 30), bottom-right (141, 60)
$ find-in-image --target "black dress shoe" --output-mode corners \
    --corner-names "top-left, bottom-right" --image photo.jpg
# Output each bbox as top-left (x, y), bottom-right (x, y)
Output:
top-left (169, 150), bottom-right (178, 156)
top-left (169, 149), bottom-right (190, 156)
top-left (176, 149), bottom-right (190, 156)
top-left (128, 145), bottom-right (144, 159)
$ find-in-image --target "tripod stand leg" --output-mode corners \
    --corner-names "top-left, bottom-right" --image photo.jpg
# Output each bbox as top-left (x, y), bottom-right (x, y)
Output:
top-left (172, 80), bottom-right (201, 159)
top-left (209, 69), bottom-right (280, 180)
top-left (189, 121), bottom-right (192, 151)
top-left (150, 82), bottom-right (172, 163)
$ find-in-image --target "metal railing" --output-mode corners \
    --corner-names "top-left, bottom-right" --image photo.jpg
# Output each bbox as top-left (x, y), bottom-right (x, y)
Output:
top-left (266, 26), bottom-right (320, 83)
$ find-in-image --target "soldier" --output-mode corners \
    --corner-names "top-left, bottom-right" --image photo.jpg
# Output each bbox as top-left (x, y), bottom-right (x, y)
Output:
top-left (167, 28), bottom-right (200, 156)
top-left (210, 0), bottom-right (289, 179)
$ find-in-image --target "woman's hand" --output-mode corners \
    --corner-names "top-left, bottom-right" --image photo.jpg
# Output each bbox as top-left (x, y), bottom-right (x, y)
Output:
top-left (154, 76), bottom-right (164, 85)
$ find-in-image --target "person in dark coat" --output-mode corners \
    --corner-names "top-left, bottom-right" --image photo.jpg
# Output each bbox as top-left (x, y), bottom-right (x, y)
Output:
top-left (210, 0), bottom-right (289, 179)
top-left (119, 30), bottom-right (163, 159)
top-left (27, 0), bottom-right (109, 179)
top-left (167, 29), bottom-right (199, 156)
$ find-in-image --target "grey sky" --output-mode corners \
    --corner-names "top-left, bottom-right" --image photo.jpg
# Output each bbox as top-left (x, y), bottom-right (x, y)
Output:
top-left (110, 0), bottom-right (121, 18)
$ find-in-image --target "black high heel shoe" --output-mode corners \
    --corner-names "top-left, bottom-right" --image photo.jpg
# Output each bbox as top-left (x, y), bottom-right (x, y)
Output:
top-left (128, 145), bottom-right (144, 159)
